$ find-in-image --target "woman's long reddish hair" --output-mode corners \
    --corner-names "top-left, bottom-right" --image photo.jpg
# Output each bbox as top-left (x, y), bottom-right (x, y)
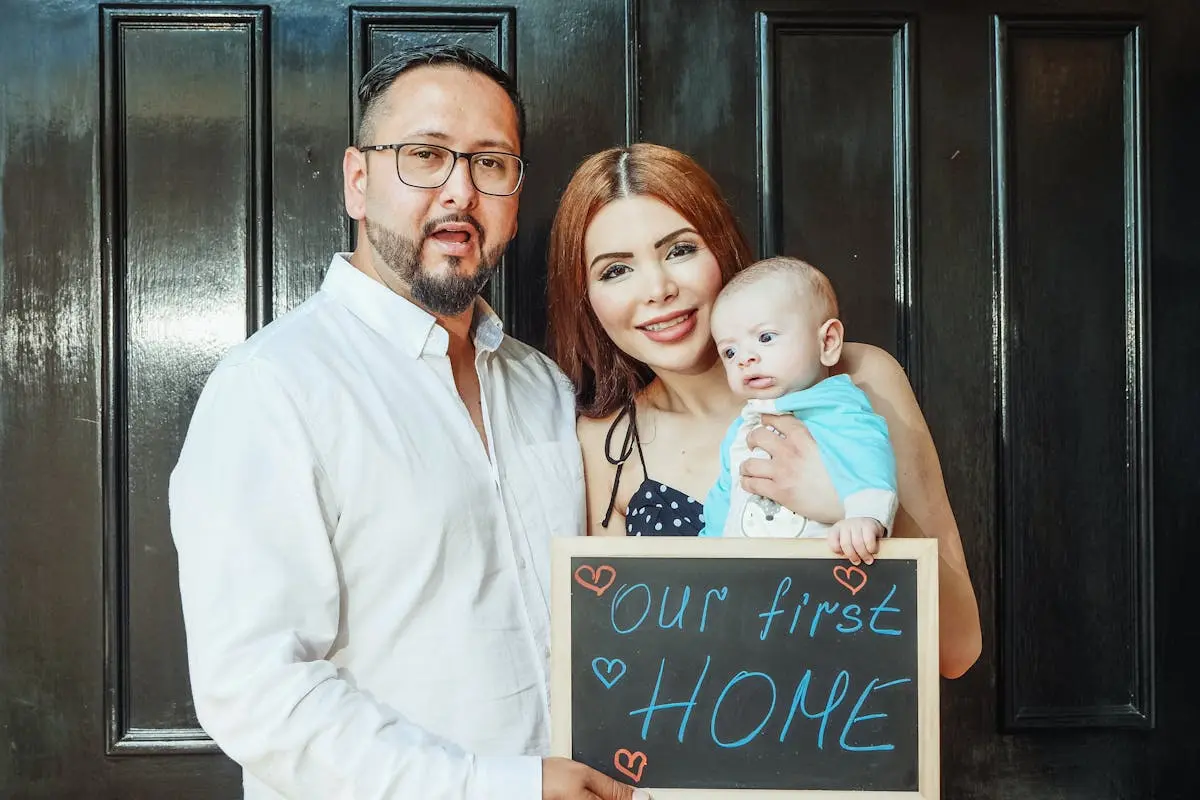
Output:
top-left (547, 144), bottom-right (753, 419)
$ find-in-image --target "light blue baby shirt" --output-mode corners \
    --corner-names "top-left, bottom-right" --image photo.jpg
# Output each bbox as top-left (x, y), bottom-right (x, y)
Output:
top-left (701, 374), bottom-right (897, 537)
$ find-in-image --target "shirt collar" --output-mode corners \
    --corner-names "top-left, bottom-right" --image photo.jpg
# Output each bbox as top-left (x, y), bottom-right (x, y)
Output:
top-left (319, 253), bottom-right (505, 359)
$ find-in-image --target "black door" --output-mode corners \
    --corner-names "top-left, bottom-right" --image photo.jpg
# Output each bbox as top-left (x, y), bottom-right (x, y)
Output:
top-left (2, 1), bottom-right (1197, 797)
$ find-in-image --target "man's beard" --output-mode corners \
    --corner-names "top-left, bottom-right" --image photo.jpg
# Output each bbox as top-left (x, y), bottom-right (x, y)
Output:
top-left (365, 214), bottom-right (507, 316)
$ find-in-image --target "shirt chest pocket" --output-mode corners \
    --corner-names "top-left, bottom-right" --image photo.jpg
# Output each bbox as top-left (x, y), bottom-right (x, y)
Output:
top-left (507, 441), bottom-right (585, 539)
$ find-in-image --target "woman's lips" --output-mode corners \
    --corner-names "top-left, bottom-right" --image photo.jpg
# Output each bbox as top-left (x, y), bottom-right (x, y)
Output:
top-left (638, 310), bottom-right (697, 343)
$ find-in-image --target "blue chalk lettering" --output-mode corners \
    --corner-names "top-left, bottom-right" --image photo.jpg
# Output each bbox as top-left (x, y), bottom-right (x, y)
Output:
top-left (758, 577), bottom-right (792, 641)
top-left (868, 584), bottom-right (902, 636)
top-left (779, 669), bottom-right (814, 743)
top-left (711, 671), bottom-right (777, 749)
top-left (779, 669), bottom-right (850, 749)
top-left (700, 586), bottom-right (728, 633)
top-left (839, 677), bottom-right (911, 752)
top-left (628, 656), bottom-right (712, 742)
top-left (657, 585), bottom-right (691, 630)
top-left (789, 592), bottom-right (811, 635)
top-left (611, 583), bottom-right (652, 634)
top-left (836, 604), bottom-right (863, 634)
top-left (809, 601), bottom-right (841, 638)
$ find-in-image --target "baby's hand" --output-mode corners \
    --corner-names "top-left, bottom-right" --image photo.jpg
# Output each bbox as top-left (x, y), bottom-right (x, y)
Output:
top-left (827, 517), bottom-right (885, 565)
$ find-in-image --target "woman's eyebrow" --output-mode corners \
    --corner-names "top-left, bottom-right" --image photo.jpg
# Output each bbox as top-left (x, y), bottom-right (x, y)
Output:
top-left (654, 227), bottom-right (698, 248)
top-left (589, 251), bottom-right (633, 270)
top-left (587, 226), bottom-right (698, 270)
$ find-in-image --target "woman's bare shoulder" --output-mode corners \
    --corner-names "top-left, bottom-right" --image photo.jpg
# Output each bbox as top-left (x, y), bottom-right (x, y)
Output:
top-left (577, 409), bottom-right (621, 455)
top-left (837, 342), bottom-right (918, 413)
top-left (577, 409), bottom-right (627, 497)
top-left (577, 409), bottom-right (631, 536)
top-left (839, 342), bottom-right (907, 383)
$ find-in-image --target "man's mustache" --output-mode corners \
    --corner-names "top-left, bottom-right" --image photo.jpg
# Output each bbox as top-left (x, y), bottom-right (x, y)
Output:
top-left (422, 214), bottom-right (485, 242)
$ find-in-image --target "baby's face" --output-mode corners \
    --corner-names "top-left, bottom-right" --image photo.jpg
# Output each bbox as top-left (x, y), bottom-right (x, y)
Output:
top-left (711, 281), bottom-right (828, 400)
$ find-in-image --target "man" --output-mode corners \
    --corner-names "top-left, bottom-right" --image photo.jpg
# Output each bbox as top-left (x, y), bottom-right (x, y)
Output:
top-left (170, 45), bottom-right (643, 800)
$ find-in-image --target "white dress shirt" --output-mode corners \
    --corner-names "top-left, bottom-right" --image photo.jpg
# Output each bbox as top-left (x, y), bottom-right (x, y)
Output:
top-left (169, 253), bottom-right (583, 799)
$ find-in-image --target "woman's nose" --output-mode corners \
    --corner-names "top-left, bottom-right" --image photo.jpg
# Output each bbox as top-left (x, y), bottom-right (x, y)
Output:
top-left (644, 264), bottom-right (678, 303)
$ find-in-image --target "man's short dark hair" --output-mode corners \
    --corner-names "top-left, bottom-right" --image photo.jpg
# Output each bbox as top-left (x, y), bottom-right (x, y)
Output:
top-left (356, 44), bottom-right (526, 149)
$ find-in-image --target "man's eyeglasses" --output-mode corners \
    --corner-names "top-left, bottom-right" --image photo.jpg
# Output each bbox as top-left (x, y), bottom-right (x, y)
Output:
top-left (357, 143), bottom-right (527, 197)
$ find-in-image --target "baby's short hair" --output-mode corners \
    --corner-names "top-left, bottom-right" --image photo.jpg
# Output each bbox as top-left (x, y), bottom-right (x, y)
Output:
top-left (719, 256), bottom-right (839, 321)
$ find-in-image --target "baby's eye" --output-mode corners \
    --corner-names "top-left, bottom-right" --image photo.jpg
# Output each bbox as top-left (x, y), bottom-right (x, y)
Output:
top-left (599, 263), bottom-right (632, 281)
top-left (666, 241), bottom-right (697, 259)
top-left (721, 347), bottom-right (736, 360)
top-left (758, 332), bottom-right (777, 344)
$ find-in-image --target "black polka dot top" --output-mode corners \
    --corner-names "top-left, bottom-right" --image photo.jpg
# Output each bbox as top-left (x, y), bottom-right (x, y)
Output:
top-left (599, 403), bottom-right (704, 538)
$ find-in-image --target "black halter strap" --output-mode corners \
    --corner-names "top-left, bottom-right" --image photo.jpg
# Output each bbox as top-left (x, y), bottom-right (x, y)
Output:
top-left (600, 402), bottom-right (648, 528)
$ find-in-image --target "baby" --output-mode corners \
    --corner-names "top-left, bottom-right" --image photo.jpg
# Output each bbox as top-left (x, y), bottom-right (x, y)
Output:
top-left (701, 257), bottom-right (898, 561)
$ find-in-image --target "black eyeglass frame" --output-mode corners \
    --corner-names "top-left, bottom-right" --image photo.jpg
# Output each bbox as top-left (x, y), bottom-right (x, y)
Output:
top-left (357, 142), bottom-right (528, 197)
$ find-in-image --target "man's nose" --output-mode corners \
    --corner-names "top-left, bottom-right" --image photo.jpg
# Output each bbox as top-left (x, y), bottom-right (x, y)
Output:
top-left (438, 155), bottom-right (479, 208)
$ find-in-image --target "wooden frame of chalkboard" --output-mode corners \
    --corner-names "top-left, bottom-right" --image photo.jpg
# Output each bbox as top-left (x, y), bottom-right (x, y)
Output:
top-left (551, 537), bottom-right (939, 799)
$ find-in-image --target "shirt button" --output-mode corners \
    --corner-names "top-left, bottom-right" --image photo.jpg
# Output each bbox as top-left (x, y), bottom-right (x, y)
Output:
top-left (516, 557), bottom-right (527, 569)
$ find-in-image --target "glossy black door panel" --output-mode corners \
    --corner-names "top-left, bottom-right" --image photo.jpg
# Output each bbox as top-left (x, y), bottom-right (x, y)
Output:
top-left (2, 1), bottom-right (1197, 797)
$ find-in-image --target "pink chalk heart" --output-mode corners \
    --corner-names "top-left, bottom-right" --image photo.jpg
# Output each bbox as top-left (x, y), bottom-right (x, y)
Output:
top-left (613, 748), bottom-right (647, 782)
top-left (574, 564), bottom-right (616, 596)
top-left (833, 564), bottom-right (868, 595)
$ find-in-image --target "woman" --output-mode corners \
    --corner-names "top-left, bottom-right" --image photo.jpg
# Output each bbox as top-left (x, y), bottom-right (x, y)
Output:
top-left (547, 143), bottom-right (981, 679)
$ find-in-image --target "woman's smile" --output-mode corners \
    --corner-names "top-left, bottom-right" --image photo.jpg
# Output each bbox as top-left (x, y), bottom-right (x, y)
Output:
top-left (638, 309), bottom-right (698, 342)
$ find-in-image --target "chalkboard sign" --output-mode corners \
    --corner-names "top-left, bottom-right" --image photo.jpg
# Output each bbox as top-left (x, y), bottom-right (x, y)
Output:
top-left (550, 537), bottom-right (939, 799)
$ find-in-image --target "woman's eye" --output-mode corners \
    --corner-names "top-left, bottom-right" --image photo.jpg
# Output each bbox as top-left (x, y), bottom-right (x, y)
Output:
top-left (666, 241), bottom-right (697, 259)
top-left (758, 332), bottom-right (777, 343)
top-left (599, 263), bottom-right (632, 281)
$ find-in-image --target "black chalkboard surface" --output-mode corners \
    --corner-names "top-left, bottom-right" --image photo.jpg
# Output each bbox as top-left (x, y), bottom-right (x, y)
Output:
top-left (551, 537), bottom-right (939, 799)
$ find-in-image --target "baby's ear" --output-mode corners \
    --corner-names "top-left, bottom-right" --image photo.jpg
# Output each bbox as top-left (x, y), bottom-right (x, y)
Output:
top-left (819, 318), bottom-right (844, 366)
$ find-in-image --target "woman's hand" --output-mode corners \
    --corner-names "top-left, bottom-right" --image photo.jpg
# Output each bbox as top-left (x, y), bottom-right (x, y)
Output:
top-left (741, 415), bottom-right (842, 525)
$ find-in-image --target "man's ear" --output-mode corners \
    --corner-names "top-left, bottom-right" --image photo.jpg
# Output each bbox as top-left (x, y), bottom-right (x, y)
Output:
top-left (343, 147), bottom-right (368, 220)
top-left (819, 318), bottom-right (844, 367)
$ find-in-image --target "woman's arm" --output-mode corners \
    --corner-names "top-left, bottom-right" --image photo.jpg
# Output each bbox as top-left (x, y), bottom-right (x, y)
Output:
top-left (840, 343), bottom-right (982, 678)
top-left (748, 344), bottom-right (982, 678)
top-left (577, 414), bottom-right (628, 537)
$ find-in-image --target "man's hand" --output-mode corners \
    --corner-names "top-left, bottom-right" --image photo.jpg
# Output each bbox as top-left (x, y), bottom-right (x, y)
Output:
top-left (742, 414), bottom-right (841, 524)
top-left (827, 517), bottom-right (884, 565)
top-left (542, 757), bottom-right (650, 800)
